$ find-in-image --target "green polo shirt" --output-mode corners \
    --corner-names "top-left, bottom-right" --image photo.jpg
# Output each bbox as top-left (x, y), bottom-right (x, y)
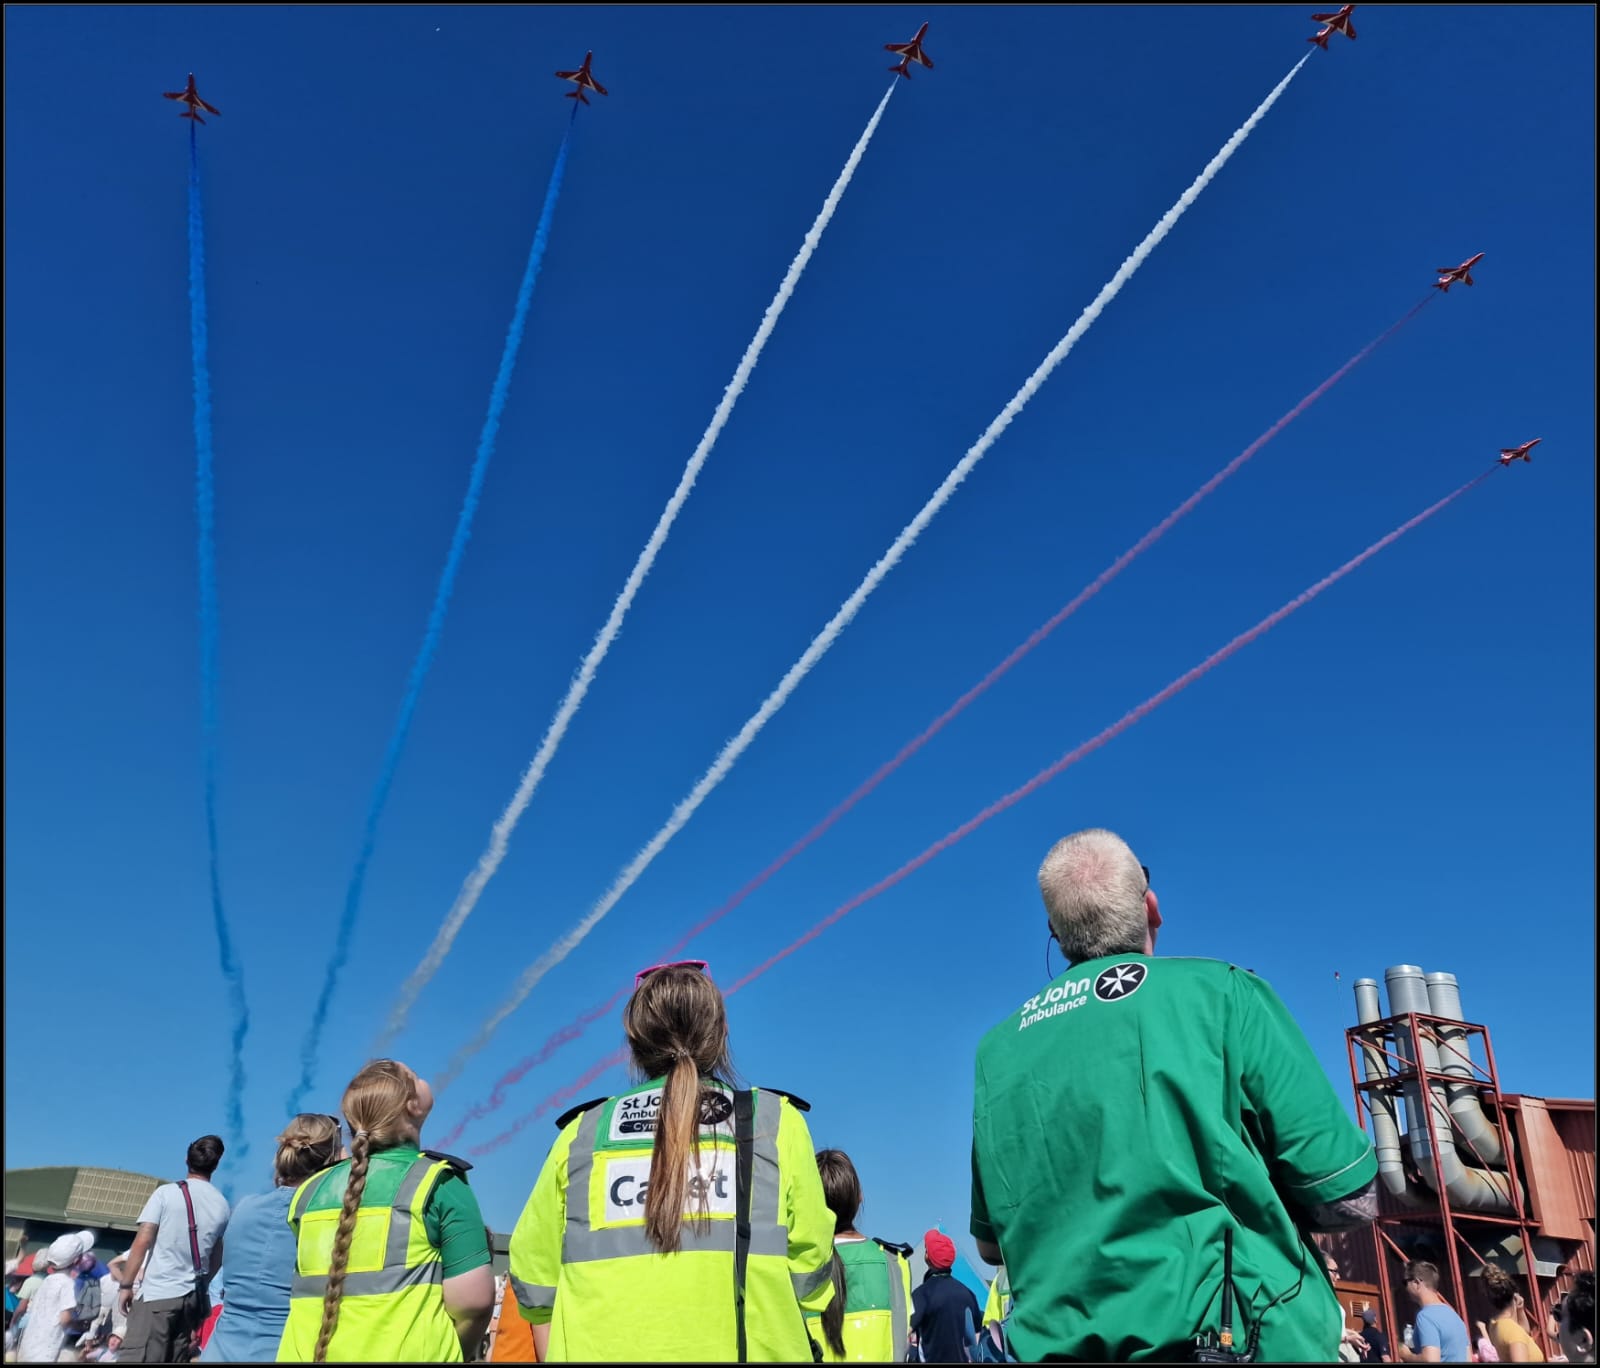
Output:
top-left (971, 955), bottom-right (1374, 1363)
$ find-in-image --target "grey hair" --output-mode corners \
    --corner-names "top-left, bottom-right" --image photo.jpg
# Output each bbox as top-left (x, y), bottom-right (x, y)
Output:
top-left (1038, 828), bottom-right (1148, 963)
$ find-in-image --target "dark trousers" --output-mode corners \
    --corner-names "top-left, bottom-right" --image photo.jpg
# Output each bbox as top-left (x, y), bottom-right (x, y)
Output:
top-left (118, 1291), bottom-right (206, 1364)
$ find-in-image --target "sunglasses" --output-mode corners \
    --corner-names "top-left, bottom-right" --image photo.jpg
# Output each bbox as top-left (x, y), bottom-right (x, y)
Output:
top-left (634, 959), bottom-right (710, 989)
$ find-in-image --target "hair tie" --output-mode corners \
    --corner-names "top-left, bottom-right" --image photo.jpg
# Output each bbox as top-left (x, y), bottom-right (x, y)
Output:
top-left (354, 1128), bottom-right (370, 1139)
top-left (672, 1049), bottom-right (694, 1064)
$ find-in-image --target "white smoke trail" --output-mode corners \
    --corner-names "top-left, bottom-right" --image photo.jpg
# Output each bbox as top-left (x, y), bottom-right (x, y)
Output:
top-left (437, 56), bottom-right (1309, 1088)
top-left (377, 83), bottom-right (899, 1051)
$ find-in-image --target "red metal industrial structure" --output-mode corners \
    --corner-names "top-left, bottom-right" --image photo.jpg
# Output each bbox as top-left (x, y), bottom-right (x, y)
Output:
top-left (1344, 1000), bottom-right (1573, 1358)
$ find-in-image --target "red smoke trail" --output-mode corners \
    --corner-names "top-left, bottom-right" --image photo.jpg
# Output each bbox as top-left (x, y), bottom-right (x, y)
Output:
top-left (436, 990), bottom-right (626, 1147)
top-left (470, 465), bottom-right (1497, 1157)
top-left (435, 298), bottom-right (1433, 1149)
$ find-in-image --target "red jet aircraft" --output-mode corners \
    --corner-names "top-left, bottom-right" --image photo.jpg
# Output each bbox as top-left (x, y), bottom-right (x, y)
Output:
top-left (1307, 5), bottom-right (1357, 48)
top-left (555, 52), bottom-right (608, 105)
top-left (1434, 252), bottom-right (1486, 292)
top-left (885, 22), bottom-right (934, 80)
top-left (1498, 439), bottom-right (1540, 466)
top-left (163, 73), bottom-right (220, 125)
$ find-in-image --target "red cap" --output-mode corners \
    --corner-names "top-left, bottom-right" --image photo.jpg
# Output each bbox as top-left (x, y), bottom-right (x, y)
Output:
top-left (924, 1230), bottom-right (956, 1269)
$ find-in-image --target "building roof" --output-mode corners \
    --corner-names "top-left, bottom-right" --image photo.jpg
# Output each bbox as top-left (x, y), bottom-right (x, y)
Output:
top-left (5, 1167), bottom-right (166, 1232)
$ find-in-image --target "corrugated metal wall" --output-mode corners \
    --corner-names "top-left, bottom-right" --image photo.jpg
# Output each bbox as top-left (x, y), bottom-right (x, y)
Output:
top-left (1524, 1099), bottom-right (1596, 1312)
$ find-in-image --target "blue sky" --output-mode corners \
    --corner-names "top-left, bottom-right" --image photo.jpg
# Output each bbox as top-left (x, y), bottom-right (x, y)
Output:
top-left (4, 5), bottom-right (1594, 1254)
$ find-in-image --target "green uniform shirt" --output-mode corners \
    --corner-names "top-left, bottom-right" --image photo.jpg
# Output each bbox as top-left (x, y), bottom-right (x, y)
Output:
top-left (971, 955), bottom-right (1375, 1363)
top-left (293, 1146), bottom-right (491, 1278)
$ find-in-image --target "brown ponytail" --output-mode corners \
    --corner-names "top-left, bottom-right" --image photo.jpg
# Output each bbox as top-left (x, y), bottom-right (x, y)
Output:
top-left (622, 966), bottom-right (736, 1256)
top-left (815, 1149), bottom-right (864, 1359)
top-left (820, 1251), bottom-right (849, 1358)
top-left (643, 1052), bottom-right (705, 1254)
top-left (311, 1059), bottom-right (421, 1363)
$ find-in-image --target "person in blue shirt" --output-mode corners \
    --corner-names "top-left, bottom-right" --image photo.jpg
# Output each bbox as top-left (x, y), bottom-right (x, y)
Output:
top-left (1398, 1261), bottom-right (1471, 1363)
top-left (198, 1114), bottom-right (342, 1364)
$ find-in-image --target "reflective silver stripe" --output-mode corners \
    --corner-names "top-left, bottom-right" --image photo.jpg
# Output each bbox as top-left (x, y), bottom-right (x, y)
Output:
top-left (509, 1274), bottom-right (556, 1312)
top-left (291, 1261), bottom-right (442, 1298)
top-left (884, 1246), bottom-right (908, 1362)
top-left (564, 1218), bottom-right (788, 1264)
top-left (751, 1089), bottom-right (783, 1235)
top-left (386, 1156), bottom-right (442, 1267)
top-left (562, 1105), bottom-right (604, 1264)
top-left (289, 1168), bottom-right (333, 1224)
top-left (792, 1262), bottom-right (833, 1301)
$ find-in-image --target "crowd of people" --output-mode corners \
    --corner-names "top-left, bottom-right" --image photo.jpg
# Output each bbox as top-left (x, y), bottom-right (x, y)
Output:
top-left (4, 828), bottom-right (1596, 1364)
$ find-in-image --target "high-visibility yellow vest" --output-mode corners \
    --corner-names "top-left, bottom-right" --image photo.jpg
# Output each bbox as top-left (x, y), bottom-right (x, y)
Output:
top-left (277, 1153), bottom-right (462, 1363)
top-left (982, 1267), bottom-right (1010, 1327)
top-left (508, 1081), bottom-right (836, 1362)
top-left (806, 1237), bottom-right (913, 1362)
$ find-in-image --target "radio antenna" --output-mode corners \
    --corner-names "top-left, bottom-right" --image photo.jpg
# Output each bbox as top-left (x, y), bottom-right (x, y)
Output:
top-left (1219, 1228), bottom-right (1236, 1350)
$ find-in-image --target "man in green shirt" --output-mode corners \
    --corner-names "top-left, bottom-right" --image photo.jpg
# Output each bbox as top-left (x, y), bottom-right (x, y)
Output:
top-left (970, 828), bottom-right (1378, 1362)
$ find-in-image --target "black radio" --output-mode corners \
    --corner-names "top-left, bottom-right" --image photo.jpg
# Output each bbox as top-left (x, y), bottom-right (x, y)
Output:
top-left (1183, 1229), bottom-right (1260, 1364)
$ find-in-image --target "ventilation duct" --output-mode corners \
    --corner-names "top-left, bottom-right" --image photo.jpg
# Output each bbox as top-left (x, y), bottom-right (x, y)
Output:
top-left (1423, 972), bottom-right (1508, 1168)
top-left (1383, 965), bottom-right (1517, 1214)
top-left (1354, 977), bottom-right (1430, 1207)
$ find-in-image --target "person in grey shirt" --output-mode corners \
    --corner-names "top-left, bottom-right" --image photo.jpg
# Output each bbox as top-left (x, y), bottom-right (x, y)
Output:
top-left (116, 1135), bottom-right (230, 1363)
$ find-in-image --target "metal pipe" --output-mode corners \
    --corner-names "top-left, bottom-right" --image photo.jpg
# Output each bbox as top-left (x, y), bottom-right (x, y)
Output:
top-left (1355, 978), bottom-right (1430, 1206)
top-left (1423, 972), bottom-right (1507, 1167)
top-left (1384, 966), bottom-right (1515, 1213)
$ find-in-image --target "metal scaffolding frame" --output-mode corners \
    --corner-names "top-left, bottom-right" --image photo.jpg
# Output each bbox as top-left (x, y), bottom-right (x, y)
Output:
top-left (1345, 1010), bottom-right (1553, 1359)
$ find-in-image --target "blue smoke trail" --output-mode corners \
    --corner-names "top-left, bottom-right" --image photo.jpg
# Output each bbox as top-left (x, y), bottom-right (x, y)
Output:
top-left (287, 111), bottom-right (578, 1113)
top-left (189, 122), bottom-right (251, 1165)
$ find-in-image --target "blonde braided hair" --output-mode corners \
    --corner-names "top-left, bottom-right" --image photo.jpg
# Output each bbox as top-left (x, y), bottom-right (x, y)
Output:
top-left (312, 1060), bottom-right (418, 1363)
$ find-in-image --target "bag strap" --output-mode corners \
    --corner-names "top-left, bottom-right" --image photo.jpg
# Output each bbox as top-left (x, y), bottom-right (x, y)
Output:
top-left (176, 1181), bottom-right (205, 1281)
top-left (733, 1089), bottom-right (755, 1365)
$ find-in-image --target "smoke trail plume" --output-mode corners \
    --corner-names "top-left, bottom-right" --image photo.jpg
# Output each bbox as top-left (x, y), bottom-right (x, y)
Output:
top-left (287, 115), bottom-right (577, 1114)
top-left (434, 293), bottom-right (1432, 1141)
top-left (436, 56), bottom-right (1313, 1091)
top-left (721, 483), bottom-right (1493, 994)
top-left (376, 84), bottom-right (900, 1053)
top-left (188, 125), bottom-right (251, 1163)
top-left (471, 464), bottom-right (1498, 1156)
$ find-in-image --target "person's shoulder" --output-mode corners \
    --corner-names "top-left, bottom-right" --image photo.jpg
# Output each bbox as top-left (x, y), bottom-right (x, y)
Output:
top-left (421, 1148), bottom-right (475, 1177)
top-left (1157, 955), bottom-right (1252, 979)
top-left (142, 1180), bottom-right (180, 1215)
top-left (553, 1094), bottom-right (613, 1130)
top-left (758, 1086), bottom-right (811, 1113)
top-left (231, 1188), bottom-right (282, 1217)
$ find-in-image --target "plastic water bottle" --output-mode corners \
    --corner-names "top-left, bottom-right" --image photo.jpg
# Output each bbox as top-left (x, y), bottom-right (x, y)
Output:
top-left (1404, 1324), bottom-right (1415, 1351)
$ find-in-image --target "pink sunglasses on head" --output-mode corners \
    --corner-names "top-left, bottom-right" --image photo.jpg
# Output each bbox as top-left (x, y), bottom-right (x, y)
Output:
top-left (634, 959), bottom-right (710, 989)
